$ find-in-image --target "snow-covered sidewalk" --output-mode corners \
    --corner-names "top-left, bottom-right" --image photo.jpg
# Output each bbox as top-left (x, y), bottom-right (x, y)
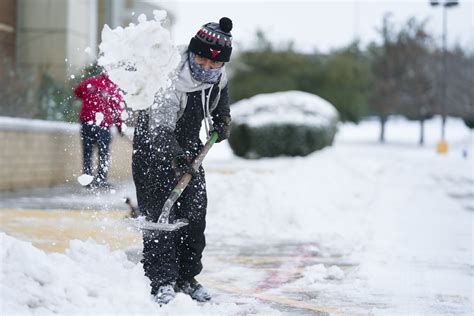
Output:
top-left (1, 116), bottom-right (472, 315)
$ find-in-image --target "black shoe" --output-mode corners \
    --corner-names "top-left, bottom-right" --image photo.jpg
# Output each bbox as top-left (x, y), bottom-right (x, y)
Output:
top-left (153, 283), bottom-right (176, 305)
top-left (92, 178), bottom-right (113, 192)
top-left (175, 278), bottom-right (211, 302)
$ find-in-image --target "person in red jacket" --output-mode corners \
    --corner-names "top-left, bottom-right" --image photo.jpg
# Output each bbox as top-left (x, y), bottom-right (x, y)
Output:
top-left (74, 72), bottom-right (124, 189)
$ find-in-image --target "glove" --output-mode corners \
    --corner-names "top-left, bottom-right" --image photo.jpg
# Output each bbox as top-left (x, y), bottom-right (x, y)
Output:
top-left (171, 156), bottom-right (196, 179)
top-left (213, 116), bottom-right (231, 143)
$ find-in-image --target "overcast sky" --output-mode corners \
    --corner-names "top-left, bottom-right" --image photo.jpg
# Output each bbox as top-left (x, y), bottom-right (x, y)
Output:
top-left (163, 0), bottom-right (473, 53)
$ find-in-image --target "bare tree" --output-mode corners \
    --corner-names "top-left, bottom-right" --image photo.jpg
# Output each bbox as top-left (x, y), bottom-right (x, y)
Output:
top-left (368, 14), bottom-right (403, 143)
top-left (444, 48), bottom-right (474, 128)
top-left (396, 18), bottom-right (436, 145)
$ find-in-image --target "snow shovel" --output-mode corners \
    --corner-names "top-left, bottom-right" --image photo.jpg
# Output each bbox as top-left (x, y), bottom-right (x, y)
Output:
top-left (136, 131), bottom-right (219, 231)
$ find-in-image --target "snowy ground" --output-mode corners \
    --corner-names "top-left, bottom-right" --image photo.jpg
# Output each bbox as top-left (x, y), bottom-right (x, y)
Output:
top-left (1, 116), bottom-right (472, 315)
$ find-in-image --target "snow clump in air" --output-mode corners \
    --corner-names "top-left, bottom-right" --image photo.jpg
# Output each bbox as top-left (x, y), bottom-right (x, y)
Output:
top-left (95, 112), bottom-right (104, 125)
top-left (98, 10), bottom-right (180, 110)
top-left (77, 174), bottom-right (94, 186)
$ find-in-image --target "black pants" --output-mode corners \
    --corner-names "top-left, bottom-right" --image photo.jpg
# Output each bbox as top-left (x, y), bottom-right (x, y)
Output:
top-left (132, 149), bottom-right (207, 294)
top-left (81, 123), bottom-right (111, 182)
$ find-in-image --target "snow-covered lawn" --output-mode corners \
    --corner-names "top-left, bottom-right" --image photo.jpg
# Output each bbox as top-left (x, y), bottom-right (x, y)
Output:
top-left (1, 116), bottom-right (472, 315)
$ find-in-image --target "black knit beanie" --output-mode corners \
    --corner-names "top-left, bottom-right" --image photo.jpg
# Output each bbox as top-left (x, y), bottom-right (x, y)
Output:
top-left (188, 17), bottom-right (233, 62)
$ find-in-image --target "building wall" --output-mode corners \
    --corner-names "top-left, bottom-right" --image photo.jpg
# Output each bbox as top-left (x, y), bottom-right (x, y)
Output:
top-left (0, 118), bottom-right (132, 191)
top-left (0, 0), bottom-right (17, 61)
top-left (16, 0), bottom-right (97, 81)
top-left (66, 0), bottom-right (98, 77)
top-left (16, 0), bottom-right (68, 80)
top-left (14, 0), bottom-right (173, 82)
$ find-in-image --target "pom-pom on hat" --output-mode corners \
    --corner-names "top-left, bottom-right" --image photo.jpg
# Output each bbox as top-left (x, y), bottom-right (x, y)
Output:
top-left (188, 17), bottom-right (233, 62)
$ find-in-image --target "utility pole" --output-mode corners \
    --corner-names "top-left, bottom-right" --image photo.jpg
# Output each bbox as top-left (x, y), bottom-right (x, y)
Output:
top-left (430, 0), bottom-right (459, 154)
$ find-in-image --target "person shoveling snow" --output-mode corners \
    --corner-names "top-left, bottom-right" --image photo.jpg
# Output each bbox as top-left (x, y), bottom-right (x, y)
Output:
top-left (99, 11), bottom-right (234, 305)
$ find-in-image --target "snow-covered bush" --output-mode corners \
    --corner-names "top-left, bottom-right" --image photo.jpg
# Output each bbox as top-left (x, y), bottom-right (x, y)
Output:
top-left (463, 117), bottom-right (474, 129)
top-left (228, 91), bottom-right (339, 158)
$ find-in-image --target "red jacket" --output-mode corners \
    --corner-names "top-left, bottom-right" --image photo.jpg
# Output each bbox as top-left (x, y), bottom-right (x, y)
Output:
top-left (74, 74), bottom-right (123, 130)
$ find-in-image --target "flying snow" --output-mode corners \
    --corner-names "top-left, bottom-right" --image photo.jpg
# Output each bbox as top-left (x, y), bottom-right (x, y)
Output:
top-left (77, 174), bottom-right (94, 186)
top-left (95, 112), bottom-right (104, 125)
top-left (98, 10), bottom-right (180, 110)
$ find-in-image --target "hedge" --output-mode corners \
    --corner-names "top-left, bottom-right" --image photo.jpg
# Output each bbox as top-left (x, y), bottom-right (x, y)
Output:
top-left (227, 91), bottom-right (339, 158)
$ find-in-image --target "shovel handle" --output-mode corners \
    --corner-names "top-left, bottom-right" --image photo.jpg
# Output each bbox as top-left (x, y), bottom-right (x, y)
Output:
top-left (173, 131), bottom-right (218, 194)
top-left (161, 131), bottom-right (219, 212)
top-left (156, 131), bottom-right (219, 227)
top-left (191, 131), bottom-right (218, 169)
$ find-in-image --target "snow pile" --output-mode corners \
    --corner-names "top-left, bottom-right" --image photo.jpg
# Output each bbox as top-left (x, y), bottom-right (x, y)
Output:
top-left (98, 10), bottom-right (180, 110)
top-left (1, 233), bottom-right (148, 314)
top-left (302, 264), bottom-right (345, 283)
top-left (0, 233), bottom-right (255, 315)
top-left (231, 90), bottom-right (339, 127)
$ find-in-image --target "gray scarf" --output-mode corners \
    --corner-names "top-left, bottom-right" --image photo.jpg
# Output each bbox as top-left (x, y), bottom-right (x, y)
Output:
top-left (188, 52), bottom-right (223, 84)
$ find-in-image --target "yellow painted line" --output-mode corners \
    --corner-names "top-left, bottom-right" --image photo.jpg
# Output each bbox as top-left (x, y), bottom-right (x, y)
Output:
top-left (0, 208), bottom-right (141, 252)
top-left (202, 277), bottom-right (361, 316)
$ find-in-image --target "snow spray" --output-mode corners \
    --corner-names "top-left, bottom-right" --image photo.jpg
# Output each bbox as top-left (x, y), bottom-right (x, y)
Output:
top-left (98, 10), bottom-right (181, 110)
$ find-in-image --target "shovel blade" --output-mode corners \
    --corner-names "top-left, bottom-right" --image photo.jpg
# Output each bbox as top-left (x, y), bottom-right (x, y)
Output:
top-left (136, 218), bottom-right (189, 231)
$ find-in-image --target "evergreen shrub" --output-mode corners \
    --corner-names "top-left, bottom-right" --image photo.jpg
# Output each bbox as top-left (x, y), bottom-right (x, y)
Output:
top-left (463, 118), bottom-right (474, 129)
top-left (228, 91), bottom-right (339, 158)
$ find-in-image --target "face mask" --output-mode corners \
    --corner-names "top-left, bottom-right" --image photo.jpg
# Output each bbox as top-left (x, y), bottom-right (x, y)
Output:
top-left (189, 52), bottom-right (223, 84)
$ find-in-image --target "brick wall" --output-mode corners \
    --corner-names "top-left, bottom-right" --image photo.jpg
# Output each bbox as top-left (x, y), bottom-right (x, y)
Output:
top-left (0, 117), bottom-right (133, 191)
